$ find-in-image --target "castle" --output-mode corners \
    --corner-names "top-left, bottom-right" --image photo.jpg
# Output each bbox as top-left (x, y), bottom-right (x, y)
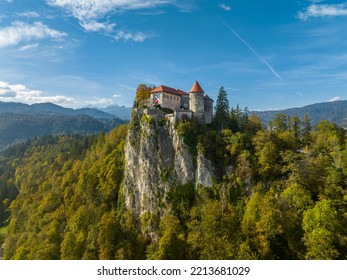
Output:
top-left (147, 81), bottom-right (213, 124)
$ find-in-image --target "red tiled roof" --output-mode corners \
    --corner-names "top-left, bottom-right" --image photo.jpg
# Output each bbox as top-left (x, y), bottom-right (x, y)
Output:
top-left (177, 89), bottom-right (189, 96)
top-left (190, 81), bottom-right (204, 93)
top-left (151, 85), bottom-right (188, 96)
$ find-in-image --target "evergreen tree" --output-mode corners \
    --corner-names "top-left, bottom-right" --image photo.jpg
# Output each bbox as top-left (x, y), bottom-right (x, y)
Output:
top-left (301, 114), bottom-right (312, 147)
top-left (213, 86), bottom-right (230, 130)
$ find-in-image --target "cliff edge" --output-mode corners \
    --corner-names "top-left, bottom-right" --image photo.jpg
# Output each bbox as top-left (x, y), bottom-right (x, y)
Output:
top-left (123, 110), bottom-right (213, 217)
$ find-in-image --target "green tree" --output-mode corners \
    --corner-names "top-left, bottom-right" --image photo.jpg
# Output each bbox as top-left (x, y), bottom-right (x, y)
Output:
top-left (187, 199), bottom-right (238, 259)
top-left (301, 114), bottom-right (312, 148)
top-left (291, 115), bottom-right (301, 140)
top-left (97, 212), bottom-right (121, 259)
top-left (270, 114), bottom-right (288, 134)
top-left (213, 86), bottom-right (230, 130)
top-left (150, 213), bottom-right (186, 260)
top-left (303, 200), bottom-right (340, 259)
top-left (241, 191), bottom-right (284, 259)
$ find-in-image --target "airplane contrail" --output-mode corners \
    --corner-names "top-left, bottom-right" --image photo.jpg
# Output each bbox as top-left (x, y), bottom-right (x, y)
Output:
top-left (219, 17), bottom-right (303, 96)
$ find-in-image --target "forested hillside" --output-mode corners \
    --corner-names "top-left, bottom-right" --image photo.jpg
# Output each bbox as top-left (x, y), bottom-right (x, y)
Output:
top-left (0, 113), bottom-right (124, 151)
top-left (1, 89), bottom-right (347, 260)
top-left (254, 100), bottom-right (347, 128)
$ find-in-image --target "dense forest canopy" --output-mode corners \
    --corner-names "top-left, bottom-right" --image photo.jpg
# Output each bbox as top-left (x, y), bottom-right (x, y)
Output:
top-left (0, 87), bottom-right (346, 260)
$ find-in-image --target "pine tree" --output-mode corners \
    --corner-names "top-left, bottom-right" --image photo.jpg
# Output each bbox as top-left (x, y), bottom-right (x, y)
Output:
top-left (213, 86), bottom-right (230, 130)
top-left (301, 114), bottom-right (312, 148)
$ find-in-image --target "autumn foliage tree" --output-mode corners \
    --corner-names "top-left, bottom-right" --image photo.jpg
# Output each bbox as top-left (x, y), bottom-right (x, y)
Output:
top-left (135, 84), bottom-right (155, 107)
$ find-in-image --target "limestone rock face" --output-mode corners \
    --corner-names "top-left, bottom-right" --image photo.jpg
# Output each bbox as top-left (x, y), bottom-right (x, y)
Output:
top-left (123, 113), bottom-right (213, 217)
top-left (196, 153), bottom-right (213, 187)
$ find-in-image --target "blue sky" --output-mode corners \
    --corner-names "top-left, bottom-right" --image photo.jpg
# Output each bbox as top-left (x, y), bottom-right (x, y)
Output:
top-left (0, 0), bottom-right (346, 110)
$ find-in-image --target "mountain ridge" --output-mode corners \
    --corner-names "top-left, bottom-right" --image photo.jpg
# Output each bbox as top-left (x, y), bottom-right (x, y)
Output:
top-left (253, 100), bottom-right (347, 127)
top-left (0, 101), bottom-right (117, 120)
top-left (0, 102), bottom-right (129, 151)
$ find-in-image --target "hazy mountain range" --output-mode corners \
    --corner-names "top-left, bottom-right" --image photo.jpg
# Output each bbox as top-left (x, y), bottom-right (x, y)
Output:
top-left (253, 100), bottom-right (347, 128)
top-left (0, 100), bottom-right (346, 151)
top-left (0, 102), bottom-right (131, 151)
top-left (0, 102), bottom-right (132, 120)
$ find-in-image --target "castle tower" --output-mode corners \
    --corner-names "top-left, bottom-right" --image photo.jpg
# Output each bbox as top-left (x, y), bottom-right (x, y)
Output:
top-left (189, 81), bottom-right (205, 123)
top-left (204, 94), bottom-right (214, 124)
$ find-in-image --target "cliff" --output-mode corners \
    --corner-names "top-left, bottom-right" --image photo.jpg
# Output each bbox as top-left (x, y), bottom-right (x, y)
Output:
top-left (123, 110), bottom-right (213, 217)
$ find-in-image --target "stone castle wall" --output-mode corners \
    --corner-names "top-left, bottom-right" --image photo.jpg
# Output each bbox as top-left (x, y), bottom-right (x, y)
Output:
top-left (204, 99), bottom-right (213, 124)
top-left (190, 92), bottom-right (205, 113)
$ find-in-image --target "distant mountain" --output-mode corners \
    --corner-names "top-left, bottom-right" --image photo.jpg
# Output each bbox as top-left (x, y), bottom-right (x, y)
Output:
top-left (0, 102), bottom-right (127, 151)
top-left (100, 104), bottom-right (132, 120)
top-left (253, 100), bottom-right (347, 128)
top-left (0, 102), bottom-right (117, 119)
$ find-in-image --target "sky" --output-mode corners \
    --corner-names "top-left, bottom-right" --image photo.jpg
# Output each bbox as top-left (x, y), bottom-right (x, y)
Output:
top-left (0, 0), bottom-right (347, 111)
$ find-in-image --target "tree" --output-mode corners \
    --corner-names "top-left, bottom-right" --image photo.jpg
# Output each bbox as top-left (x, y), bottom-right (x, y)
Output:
top-left (241, 191), bottom-right (284, 259)
top-left (152, 213), bottom-right (186, 260)
top-left (230, 105), bottom-right (248, 132)
top-left (302, 200), bottom-right (340, 259)
top-left (135, 84), bottom-right (154, 107)
top-left (252, 130), bottom-right (282, 180)
top-left (213, 86), bottom-right (230, 130)
top-left (291, 115), bottom-right (300, 140)
top-left (187, 199), bottom-right (238, 259)
top-left (301, 114), bottom-right (312, 148)
top-left (270, 114), bottom-right (288, 134)
top-left (97, 212), bottom-right (121, 259)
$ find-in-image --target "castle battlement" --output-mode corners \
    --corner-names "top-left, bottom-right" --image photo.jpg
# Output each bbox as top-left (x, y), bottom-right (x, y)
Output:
top-left (148, 81), bottom-right (213, 124)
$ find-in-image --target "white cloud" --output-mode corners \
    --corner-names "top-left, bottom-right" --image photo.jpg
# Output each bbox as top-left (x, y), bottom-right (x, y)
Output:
top-left (46, 0), bottom-right (174, 41)
top-left (113, 93), bottom-right (123, 98)
top-left (17, 11), bottom-right (40, 18)
top-left (114, 30), bottom-right (147, 42)
top-left (0, 81), bottom-right (75, 105)
top-left (0, 21), bottom-right (66, 48)
top-left (89, 97), bottom-right (113, 106)
top-left (80, 20), bottom-right (116, 32)
top-left (298, 4), bottom-right (347, 21)
top-left (219, 3), bottom-right (231, 11)
top-left (18, 43), bottom-right (39, 51)
top-left (329, 96), bottom-right (341, 102)
top-left (47, 0), bottom-right (174, 20)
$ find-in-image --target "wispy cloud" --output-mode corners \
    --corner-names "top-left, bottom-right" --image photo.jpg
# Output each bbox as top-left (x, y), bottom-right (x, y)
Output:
top-left (17, 11), bottom-right (40, 18)
top-left (114, 30), bottom-right (147, 42)
top-left (297, 3), bottom-right (347, 21)
top-left (80, 20), bottom-right (116, 32)
top-left (88, 97), bottom-right (113, 107)
top-left (329, 96), bottom-right (341, 102)
top-left (46, 0), bottom-right (175, 42)
top-left (113, 93), bottom-right (123, 98)
top-left (0, 81), bottom-right (75, 105)
top-left (18, 43), bottom-right (39, 52)
top-left (46, 0), bottom-right (174, 20)
top-left (219, 3), bottom-right (231, 12)
top-left (0, 21), bottom-right (66, 48)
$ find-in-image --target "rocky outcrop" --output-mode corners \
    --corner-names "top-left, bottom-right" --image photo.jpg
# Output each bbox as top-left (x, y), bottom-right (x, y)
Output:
top-left (123, 111), bottom-right (213, 217)
top-left (196, 153), bottom-right (213, 187)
